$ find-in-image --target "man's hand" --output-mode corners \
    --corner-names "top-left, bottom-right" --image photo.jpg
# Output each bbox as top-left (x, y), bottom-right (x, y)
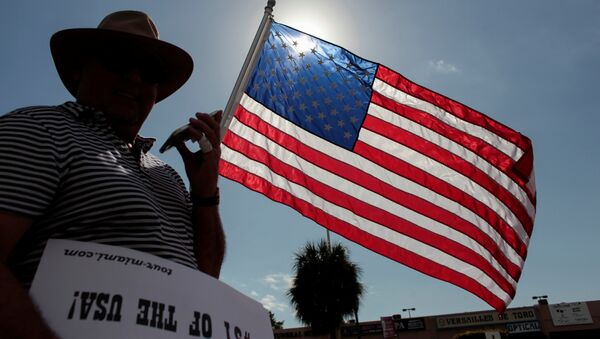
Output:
top-left (174, 110), bottom-right (226, 278)
top-left (174, 110), bottom-right (222, 198)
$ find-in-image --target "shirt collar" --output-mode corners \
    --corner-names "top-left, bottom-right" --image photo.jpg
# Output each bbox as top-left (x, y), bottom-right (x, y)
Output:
top-left (59, 101), bottom-right (156, 153)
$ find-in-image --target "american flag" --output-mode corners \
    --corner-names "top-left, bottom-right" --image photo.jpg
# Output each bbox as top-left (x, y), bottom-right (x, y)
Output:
top-left (219, 22), bottom-right (536, 311)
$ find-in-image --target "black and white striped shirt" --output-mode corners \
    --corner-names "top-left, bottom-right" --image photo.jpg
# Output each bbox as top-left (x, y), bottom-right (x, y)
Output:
top-left (0, 102), bottom-right (198, 287)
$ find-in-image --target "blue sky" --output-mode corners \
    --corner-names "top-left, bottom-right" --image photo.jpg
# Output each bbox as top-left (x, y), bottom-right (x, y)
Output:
top-left (1, 0), bottom-right (599, 329)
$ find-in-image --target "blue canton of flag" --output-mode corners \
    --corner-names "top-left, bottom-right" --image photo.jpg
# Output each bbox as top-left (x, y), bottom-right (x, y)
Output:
top-left (246, 23), bottom-right (377, 150)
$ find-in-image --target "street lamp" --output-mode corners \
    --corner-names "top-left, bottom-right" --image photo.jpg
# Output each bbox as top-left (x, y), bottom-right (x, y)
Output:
top-left (402, 308), bottom-right (415, 318)
top-left (532, 295), bottom-right (548, 305)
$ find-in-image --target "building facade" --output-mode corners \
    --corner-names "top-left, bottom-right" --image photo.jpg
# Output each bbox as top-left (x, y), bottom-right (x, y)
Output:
top-left (274, 300), bottom-right (600, 339)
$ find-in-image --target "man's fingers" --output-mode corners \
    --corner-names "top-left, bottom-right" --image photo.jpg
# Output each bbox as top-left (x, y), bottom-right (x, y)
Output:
top-left (174, 139), bottom-right (193, 159)
top-left (189, 111), bottom-right (222, 151)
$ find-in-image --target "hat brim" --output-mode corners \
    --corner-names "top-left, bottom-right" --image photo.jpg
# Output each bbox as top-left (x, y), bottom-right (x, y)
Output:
top-left (50, 28), bottom-right (193, 103)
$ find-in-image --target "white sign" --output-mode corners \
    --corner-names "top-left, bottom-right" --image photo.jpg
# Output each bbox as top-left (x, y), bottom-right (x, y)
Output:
top-left (29, 239), bottom-right (274, 339)
top-left (549, 302), bottom-right (593, 326)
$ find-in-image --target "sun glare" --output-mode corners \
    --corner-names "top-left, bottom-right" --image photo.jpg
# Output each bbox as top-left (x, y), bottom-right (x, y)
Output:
top-left (294, 35), bottom-right (315, 53)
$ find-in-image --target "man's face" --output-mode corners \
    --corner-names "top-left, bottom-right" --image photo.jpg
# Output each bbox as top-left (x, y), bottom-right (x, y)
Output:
top-left (76, 48), bottom-right (161, 142)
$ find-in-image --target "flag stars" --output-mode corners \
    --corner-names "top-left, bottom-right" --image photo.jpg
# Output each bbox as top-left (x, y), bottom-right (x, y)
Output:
top-left (250, 25), bottom-right (378, 151)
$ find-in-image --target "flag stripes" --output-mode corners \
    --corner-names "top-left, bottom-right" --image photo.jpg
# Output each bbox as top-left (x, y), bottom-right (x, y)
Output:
top-left (372, 78), bottom-right (536, 214)
top-left (220, 158), bottom-right (510, 311)
top-left (375, 66), bottom-right (530, 163)
top-left (221, 92), bottom-right (529, 307)
top-left (219, 22), bottom-right (536, 311)
top-left (221, 109), bottom-right (515, 310)
top-left (226, 112), bottom-right (520, 294)
top-left (230, 99), bottom-right (526, 271)
top-left (367, 97), bottom-right (536, 220)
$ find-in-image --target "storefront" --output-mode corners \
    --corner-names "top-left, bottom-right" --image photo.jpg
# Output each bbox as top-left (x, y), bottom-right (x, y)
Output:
top-left (273, 300), bottom-right (599, 339)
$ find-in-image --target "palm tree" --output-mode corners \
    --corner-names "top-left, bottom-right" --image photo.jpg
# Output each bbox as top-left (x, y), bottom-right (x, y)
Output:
top-left (269, 311), bottom-right (284, 330)
top-left (288, 240), bottom-right (363, 339)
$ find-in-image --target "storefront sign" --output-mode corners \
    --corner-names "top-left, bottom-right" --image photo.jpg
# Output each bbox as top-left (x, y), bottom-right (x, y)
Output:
top-left (549, 302), bottom-right (593, 326)
top-left (506, 321), bottom-right (541, 333)
top-left (29, 239), bottom-right (273, 339)
top-left (380, 317), bottom-right (397, 338)
top-left (341, 322), bottom-right (383, 336)
top-left (395, 318), bottom-right (425, 331)
top-left (437, 307), bottom-right (536, 329)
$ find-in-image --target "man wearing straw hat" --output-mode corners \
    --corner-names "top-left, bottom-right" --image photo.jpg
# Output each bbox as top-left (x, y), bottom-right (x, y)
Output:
top-left (0, 11), bottom-right (225, 337)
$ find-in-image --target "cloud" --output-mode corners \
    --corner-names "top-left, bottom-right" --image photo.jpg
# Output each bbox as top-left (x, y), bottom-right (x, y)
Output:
top-left (260, 294), bottom-right (288, 312)
top-left (263, 273), bottom-right (294, 291)
top-left (429, 59), bottom-right (460, 74)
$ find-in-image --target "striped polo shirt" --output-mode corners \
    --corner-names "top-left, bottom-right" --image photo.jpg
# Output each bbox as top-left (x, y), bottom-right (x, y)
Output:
top-left (0, 102), bottom-right (198, 287)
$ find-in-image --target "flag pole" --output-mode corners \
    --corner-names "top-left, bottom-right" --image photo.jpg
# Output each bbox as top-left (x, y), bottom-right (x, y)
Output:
top-left (220, 0), bottom-right (276, 138)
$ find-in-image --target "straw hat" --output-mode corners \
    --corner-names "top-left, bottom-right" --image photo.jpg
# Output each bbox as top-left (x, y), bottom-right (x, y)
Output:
top-left (50, 10), bottom-right (193, 102)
